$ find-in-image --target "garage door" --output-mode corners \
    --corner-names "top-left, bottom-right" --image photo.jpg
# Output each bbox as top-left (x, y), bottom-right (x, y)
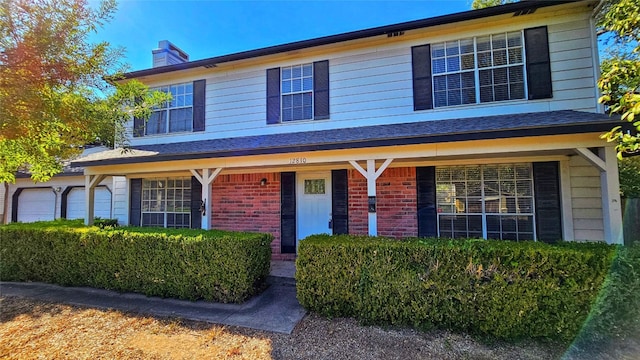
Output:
top-left (66, 187), bottom-right (111, 220)
top-left (17, 188), bottom-right (56, 222)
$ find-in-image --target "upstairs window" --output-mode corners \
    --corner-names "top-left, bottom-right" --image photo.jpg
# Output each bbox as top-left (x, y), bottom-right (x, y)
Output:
top-left (282, 64), bottom-right (313, 121)
top-left (266, 60), bottom-right (329, 124)
top-left (146, 82), bottom-right (193, 134)
top-left (412, 26), bottom-right (551, 111)
top-left (431, 32), bottom-right (525, 108)
top-left (133, 80), bottom-right (205, 137)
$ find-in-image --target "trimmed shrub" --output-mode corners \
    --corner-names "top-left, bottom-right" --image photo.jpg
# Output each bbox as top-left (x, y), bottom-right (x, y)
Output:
top-left (575, 244), bottom-right (640, 342)
top-left (0, 220), bottom-right (272, 303)
top-left (296, 235), bottom-right (615, 341)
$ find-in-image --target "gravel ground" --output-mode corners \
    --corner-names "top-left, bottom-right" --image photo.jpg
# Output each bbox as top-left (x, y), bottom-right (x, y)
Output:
top-left (2, 296), bottom-right (638, 360)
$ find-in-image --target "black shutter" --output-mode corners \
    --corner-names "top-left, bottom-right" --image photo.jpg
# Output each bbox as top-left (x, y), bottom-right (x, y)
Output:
top-left (412, 44), bottom-right (433, 111)
top-left (281, 172), bottom-right (296, 254)
top-left (266, 67), bottom-right (281, 124)
top-left (314, 60), bottom-right (330, 120)
top-left (190, 177), bottom-right (202, 229)
top-left (192, 79), bottom-right (206, 132)
top-left (533, 162), bottom-right (562, 243)
top-left (332, 169), bottom-right (348, 235)
top-left (525, 26), bottom-right (552, 100)
top-left (133, 95), bottom-right (145, 137)
top-left (129, 179), bottom-right (142, 226)
top-left (417, 166), bottom-right (437, 237)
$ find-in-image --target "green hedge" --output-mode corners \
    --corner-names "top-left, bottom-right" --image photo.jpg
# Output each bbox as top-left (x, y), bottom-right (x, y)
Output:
top-left (296, 235), bottom-right (615, 341)
top-left (0, 220), bottom-right (272, 303)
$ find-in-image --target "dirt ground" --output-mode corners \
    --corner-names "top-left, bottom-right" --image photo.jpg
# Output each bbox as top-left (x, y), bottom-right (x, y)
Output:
top-left (1, 296), bottom-right (637, 360)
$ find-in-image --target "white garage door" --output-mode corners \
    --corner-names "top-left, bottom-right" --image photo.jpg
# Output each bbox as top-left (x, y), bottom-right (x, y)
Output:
top-left (66, 187), bottom-right (112, 220)
top-left (17, 188), bottom-right (56, 222)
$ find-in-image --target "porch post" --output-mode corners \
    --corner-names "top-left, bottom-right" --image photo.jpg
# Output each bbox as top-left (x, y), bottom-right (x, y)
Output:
top-left (349, 159), bottom-right (393, 236)
top-left (84, 174), bottom-right (106, 226)
top-left (599, 147), bottom-right (623, 244)
top-left (575, 147), bottom-right (623, 244)
top-left (190, 168), bottom-right (222, 230)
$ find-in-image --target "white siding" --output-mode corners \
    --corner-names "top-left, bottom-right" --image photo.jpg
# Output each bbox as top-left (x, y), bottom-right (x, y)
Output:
top-left (128, 7), bottom-right (600, 146)
top-left (570, 156), bottom-right (605, 241)
top-left (112, 176), bottom-right (129, 226)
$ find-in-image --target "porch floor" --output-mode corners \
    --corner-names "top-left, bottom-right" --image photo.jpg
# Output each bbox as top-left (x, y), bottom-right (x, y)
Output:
top-left (270, 260), bottom-right (296, 279)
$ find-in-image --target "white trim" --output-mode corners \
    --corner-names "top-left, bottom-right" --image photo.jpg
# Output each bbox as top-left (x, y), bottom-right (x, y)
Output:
top-left (191, 168), bottom-right (222, 230)
top-left (599, 147), bottom-right (623, 244)
top-left (560, 159), bottom-right (575, 241)
top-left (575, 147), bottom-right (606, 172)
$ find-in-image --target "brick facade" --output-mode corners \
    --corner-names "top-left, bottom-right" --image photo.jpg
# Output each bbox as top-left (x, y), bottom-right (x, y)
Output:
top-left (211, 172), bottom-right (294, 260)
top-left (210, 168), bottom-right (417, 260)
top-left (348, 167), bottom-right (418, 238)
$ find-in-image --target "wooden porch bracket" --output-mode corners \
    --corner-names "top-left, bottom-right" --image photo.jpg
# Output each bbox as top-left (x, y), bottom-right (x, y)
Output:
top-left (574, 147), bottom-right (623, 244)
top-left (349, 159), bottom-right (394, 236)
top-left (84, 174), bottom-right (106, 226)
top-left (190, 168), bottom-right (222, 230)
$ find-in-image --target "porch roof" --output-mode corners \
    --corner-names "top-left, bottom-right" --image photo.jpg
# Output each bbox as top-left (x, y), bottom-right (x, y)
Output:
top-left (72, 110), bottom-right (619, 167)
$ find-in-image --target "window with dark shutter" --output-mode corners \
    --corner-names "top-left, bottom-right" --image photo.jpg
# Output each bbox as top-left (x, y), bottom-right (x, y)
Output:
top-left (416, 166), bottom-right (437, 237)
top-left (533, 161), bottom-right (562, 243)
top-left (281, 172), bottom-right (297, 253)
top-left (412, 26), bottom-right (552, 109)
top-left (331, 169), bottom-right (348, 234)
top-left (266, 61), bottom-right (329, 124)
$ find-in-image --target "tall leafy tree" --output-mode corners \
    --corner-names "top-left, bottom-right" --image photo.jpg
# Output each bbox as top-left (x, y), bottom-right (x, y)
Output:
top-left (471, 0), bottom-right (516, 10)
top-left (598, 0), bottom-right (640, 157)
top-left (0, 0), bottom-right (167, 183)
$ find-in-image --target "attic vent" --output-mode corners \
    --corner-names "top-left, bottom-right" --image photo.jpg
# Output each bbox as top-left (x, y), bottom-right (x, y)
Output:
top-left (513, 8), bottom-right (536, 16)
top-left (387, 31), bottom-right (405, 38)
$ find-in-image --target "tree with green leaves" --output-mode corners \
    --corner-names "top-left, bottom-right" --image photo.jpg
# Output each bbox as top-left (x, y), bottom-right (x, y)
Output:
top-left (0, 0), bottom-right (167, 183)
top-left (597, 0), bottom-right (640, 157)
top-left (471, 0), bottom-right (516, 10)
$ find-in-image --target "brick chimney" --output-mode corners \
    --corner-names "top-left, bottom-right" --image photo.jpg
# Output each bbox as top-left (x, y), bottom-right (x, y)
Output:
top-left (152, 40), bottom-right (189, 68)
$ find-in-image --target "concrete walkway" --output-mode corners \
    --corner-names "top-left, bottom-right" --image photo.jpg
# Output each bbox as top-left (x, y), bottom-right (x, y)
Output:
top-left (0, 261), bottom-right (305, 334)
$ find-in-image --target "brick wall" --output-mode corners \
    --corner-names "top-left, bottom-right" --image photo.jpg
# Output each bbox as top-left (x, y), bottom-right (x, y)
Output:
top-left (348, 167), bottom-right (418, 238)
top-left (211, 172), bottom-right (293, 260)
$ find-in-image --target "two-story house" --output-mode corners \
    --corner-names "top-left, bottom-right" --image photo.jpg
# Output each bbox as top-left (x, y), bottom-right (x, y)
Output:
top-left (69, 0), bottom-right (621, 260)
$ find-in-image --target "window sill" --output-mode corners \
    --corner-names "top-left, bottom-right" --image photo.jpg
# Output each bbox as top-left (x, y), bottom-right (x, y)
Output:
top-left (418, 97), bottom-right (541, 113)
top-left (269, 117), bottom-right (331, 125)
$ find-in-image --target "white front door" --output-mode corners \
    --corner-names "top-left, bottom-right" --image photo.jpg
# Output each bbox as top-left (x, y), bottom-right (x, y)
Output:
top-left (297, 172), bottom-right (332, 241)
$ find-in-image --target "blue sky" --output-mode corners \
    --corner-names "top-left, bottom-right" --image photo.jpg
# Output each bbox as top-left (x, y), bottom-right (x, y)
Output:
top-left (90, 1), bottom-right (472, 72)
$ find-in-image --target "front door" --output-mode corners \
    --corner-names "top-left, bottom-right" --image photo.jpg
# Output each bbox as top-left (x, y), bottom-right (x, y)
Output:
top-left (297, 172), bottom-right (332, 242)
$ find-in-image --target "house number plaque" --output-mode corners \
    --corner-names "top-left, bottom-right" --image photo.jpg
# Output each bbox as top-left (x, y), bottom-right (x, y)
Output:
top-left (289, 157), bottom-right (307, 164)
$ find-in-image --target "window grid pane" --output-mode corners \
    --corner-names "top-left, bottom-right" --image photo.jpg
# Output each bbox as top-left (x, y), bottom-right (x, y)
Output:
top-left (431, 31), bottom-right (525, 108)
top-left (146, 82), bottom-right (193, 135)
top-left (281, 64), bottom-right (313, 121)
top-left (436, 163), bottom-right (534, 241)
top-left (141, 177), bottom-right (191, 229)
